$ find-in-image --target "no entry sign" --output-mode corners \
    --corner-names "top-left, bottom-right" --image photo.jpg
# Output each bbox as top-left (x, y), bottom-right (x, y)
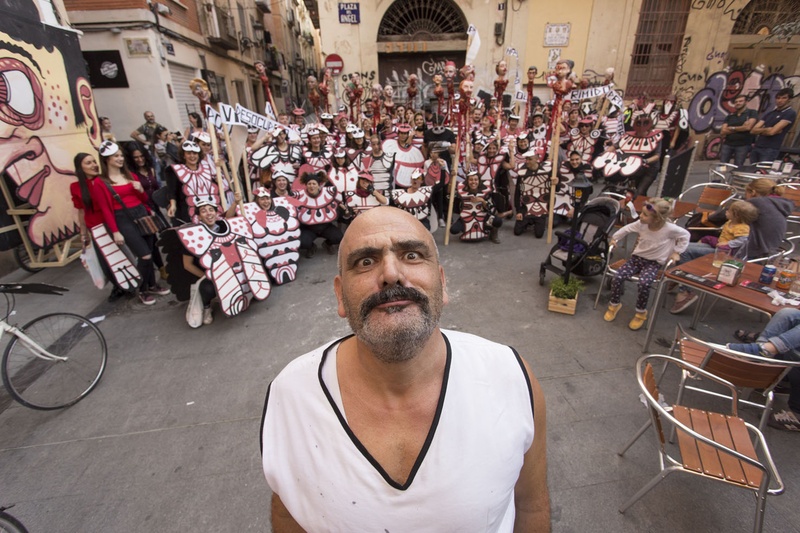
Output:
top-left (325, 54), bottom-right (344, 75)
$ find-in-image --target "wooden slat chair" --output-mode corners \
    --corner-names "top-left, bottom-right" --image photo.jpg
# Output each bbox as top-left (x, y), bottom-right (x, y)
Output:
top-left (780, 184), bottom-right (800, 231)
top-left (676, 182), bottom-right (738, 223)
top-left (592, 243), bottom-right (675, 314)
top-left (667, 324), bottom-right (794, 434)
top-left (619, 355), bottom-right (784, 533)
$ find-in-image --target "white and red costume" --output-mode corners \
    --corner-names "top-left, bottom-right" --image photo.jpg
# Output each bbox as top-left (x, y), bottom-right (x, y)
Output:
top-left (237, 198), bottom-right (301, 285)
top-left (177, 217), bottom-right (271, 316)
top-left (381, 140), bottom-right (424, 188)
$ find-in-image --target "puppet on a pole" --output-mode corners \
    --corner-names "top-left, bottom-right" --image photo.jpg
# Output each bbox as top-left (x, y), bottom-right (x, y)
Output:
top-left (545, 59), bottom-right (575, 244)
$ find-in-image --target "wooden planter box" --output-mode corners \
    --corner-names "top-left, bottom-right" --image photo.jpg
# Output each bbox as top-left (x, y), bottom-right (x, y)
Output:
top-left (548, 290), bottom-right (578, 315)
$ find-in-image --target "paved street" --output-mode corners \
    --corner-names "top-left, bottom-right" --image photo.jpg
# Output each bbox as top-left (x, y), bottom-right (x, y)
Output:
top-left (2, 163), bottom-right (800, 532)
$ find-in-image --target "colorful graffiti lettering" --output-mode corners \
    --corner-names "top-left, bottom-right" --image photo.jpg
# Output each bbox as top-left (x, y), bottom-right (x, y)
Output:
top-left (687, 68), bottom-right (800, 133)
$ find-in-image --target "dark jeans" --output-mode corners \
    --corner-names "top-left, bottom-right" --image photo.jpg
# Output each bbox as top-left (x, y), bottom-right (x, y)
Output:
top-left (114, 205), bottom-right (156, 289)
top-left (750, 146), bottom-right (780, 164)
top-left (719, 143), bottom-right (750, 167)
top-left (299, 223), bottom-right (343, 249)
top-left (756, 308), bottom-right (800, 414)
top-left (514, 215), bottom-right (547, 238)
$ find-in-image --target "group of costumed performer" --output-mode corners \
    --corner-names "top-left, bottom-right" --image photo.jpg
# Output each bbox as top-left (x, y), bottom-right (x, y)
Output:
top-left (159, 189), bottom-right (304, 328)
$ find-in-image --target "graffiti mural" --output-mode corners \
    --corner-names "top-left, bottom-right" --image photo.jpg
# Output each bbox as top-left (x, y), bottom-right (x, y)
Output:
top-left (0, 0), bottom-right (101, 249)
top-left (687, 68), bottom-right (800, 133)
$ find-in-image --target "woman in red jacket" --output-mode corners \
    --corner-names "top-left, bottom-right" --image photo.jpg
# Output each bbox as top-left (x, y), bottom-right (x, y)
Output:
top-left (72, 152), bottom-right (140, 300)
top-left (91, 141), bottom-right (169, 305)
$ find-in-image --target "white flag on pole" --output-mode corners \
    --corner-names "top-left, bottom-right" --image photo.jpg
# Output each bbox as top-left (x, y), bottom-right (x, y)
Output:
top-left (466, 24), bottom-right (481, 65)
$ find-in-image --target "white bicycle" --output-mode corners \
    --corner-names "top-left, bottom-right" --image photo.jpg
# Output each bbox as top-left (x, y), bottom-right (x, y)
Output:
top-left (0, 284), bottom-right (107, 410)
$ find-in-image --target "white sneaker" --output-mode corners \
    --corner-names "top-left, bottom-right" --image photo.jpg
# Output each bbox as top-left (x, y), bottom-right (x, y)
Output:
top-left (202, 307), bottom-right (213, 325)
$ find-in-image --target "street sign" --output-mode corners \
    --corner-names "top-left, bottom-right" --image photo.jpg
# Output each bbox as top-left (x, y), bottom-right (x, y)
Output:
top-left (325, 53), bottom-right (344, 76)
top-left (338, 3), bottom-right (360, 24)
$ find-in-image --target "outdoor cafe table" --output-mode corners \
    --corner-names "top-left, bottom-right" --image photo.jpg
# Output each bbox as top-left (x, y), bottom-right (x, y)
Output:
top-left (642, 253), bottom-right (788, 352)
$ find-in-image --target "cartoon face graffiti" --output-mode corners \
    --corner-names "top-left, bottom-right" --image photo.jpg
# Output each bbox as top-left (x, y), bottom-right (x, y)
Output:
top-left (0, 0), bottom-right (102, 248)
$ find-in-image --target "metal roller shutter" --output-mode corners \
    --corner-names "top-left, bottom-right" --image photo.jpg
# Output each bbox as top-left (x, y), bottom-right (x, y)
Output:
top-left (169, 62), bottom-right (200, 131)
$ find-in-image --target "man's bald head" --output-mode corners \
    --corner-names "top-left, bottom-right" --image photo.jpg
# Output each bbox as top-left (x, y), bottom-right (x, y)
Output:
top-left (338, 207), bottom-right (439, 274)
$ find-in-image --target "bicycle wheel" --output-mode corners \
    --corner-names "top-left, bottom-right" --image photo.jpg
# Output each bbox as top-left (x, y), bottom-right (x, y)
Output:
top-left (0, 510), bottom-right (28, 533)
top-left (2, 313), bottom-right (107, 410)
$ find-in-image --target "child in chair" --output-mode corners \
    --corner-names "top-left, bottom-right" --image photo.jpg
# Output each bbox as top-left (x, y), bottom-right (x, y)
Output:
top-left (604, 198), bottom-right (690, 330)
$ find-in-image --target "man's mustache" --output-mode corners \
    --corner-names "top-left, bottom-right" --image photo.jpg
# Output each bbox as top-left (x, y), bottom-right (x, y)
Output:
top-left (360, 285), bottom-right (429, 320)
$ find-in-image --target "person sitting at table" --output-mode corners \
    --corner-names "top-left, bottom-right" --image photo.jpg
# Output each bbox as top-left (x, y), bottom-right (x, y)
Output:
top-left (670, 200), bottom-right (758, 314)
top-left (742, 178), bottom-right (794, 260)
top-left (604, 198), bottom-right (689, 331)
top-left (727, 308), bottom-right (800, 431)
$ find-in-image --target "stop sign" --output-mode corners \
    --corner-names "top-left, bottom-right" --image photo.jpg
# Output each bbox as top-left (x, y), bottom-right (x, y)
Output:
top-left (325, 54), bottom-right (344, 76)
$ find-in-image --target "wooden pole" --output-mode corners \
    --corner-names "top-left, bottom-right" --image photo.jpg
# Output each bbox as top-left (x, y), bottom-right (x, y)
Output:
top-left (242, 147), bottom-right (253, 202)
top-left (594, 97), bottom-right (609, 130)
top-left (221, 125), bottom-right (245, 213)
top-left (546, 99), bottom-right (563, 244)
top-left (444, 122), bottom-right (461, 246)
top-left (207, 121), bottom-right (228, 212)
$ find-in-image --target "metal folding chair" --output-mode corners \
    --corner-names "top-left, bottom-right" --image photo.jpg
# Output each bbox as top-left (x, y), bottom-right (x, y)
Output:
top-left (618, 355), bottom-right (784, 533)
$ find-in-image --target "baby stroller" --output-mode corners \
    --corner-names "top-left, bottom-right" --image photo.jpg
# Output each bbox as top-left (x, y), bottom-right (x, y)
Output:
top-left (539, 197), bottom-right (621, 285)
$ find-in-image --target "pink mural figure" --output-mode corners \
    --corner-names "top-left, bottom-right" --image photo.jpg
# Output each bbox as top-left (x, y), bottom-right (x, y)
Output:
top-left (0, 0), bottom-right (103, 253)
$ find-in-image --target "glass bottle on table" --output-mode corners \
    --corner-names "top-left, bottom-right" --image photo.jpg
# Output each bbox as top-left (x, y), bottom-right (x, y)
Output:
top-left (776, 257), bottom-right (798, 291)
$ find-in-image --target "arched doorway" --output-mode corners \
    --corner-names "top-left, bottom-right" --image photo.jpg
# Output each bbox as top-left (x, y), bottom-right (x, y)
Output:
top-left (376, 0), bottom-right (468, 109)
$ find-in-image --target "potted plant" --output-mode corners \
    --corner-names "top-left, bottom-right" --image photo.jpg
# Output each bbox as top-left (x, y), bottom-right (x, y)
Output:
top-left (548, 276), bottom-right (585, 315)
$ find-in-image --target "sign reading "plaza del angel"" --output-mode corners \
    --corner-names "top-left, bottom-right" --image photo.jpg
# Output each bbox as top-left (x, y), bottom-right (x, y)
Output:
top-left (338, 3), bottom-right (360, 24)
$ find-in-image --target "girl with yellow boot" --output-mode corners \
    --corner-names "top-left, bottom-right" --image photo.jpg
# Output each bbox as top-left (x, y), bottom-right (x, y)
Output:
top-left (604, 198), bottom-right (689, 330)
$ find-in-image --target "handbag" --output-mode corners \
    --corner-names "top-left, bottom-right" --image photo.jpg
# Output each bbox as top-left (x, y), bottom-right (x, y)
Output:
top-left (81, 245), bottom-right (108, 289)
top-left (185, 280), bottom-right (204, 329)
top-left (104, 181), bottom-right (167, 236)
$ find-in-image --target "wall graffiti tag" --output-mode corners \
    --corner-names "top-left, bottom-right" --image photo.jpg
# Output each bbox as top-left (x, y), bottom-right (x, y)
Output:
top-left (690, 0), bottom-right (739, 21)
top-left (687, 68), bottom-right (800, 133)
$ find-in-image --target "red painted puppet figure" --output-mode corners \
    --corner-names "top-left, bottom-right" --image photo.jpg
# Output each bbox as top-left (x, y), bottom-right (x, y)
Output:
top-left (318, 67), bottom-right (332, 115)
top-left (371, 83), bottom-right (383, 130)
top-left (345, 73), bottom-right (363, 123)
top-left (407, 73), bottom-right (419, 106)
top-left (525, 66), bottom-right (538, 127)
top-left (433, 74), bottom-right (445, 117)
top-left (307, 75), bottom-right (320, 115)
top-left (494, 60), bottom-right (509, 104)
top-left (444, 61), bottom-right (457, 124)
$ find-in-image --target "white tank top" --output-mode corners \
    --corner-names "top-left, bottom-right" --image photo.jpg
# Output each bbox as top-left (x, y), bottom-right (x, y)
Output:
top-left (260, 329), bottom-right (535, 532)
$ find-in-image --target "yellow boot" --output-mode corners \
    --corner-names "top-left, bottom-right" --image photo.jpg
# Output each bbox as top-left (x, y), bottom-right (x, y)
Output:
top-left (604, 302), bottom-right (622, 322)
top-left (629, 310), bottom-right (648, 330)
top-left (159, 266), bottom-right (169, 281)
